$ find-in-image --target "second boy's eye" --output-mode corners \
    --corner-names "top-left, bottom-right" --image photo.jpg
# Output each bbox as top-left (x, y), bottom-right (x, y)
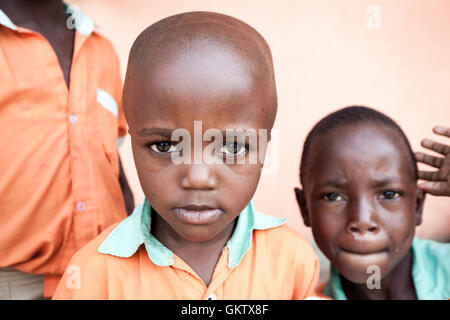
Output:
top-left (378, 190), bottom-right (402, 200)
top-left (149, 142), bottom-right (179, 154)
top-left (322, 193), bottom-right (344, 202)
top-left (219, 142), bottom-right (248, 156)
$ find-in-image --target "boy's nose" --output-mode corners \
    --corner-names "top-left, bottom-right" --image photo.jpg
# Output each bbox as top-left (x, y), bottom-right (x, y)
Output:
top-left (346, 220), bottom-right (379, 235)
top-left (346, 201), bottom-right (379, 235)
top-left (181, 164), bottom-right (218, 190)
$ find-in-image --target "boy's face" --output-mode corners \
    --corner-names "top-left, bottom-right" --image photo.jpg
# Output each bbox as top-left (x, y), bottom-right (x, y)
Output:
top-left (124, 41), bottom-right (276, 242)
top-left (296, 124), bottom-right (424, 284)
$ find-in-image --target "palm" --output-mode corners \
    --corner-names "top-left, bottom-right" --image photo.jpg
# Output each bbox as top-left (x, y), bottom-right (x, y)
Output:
top-left (415, 126), bottom-right (450, 196)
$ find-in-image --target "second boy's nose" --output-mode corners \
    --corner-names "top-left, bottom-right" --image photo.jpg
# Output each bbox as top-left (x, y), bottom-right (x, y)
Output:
top-left (346, 201), bottom-right (380, 235)
top-left (346, 219), bottom-right (379, 235)
top-left (181, 164), bottom-right (218, 190)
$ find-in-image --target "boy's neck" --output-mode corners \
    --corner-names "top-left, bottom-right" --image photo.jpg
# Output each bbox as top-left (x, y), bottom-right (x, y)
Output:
top-left (150, 208), bottom-right (237, 287)
top-left (340, 249), bottom-right (417, 300)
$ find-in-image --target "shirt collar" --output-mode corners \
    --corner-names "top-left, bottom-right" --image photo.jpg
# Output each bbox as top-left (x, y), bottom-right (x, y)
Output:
top-left (0, 9), bottom-right (16, 30)
top-left (0, 3), bottom-right (94, 35)
top-left (98, 199), bottom-right (287, 269)
top-left (323, 237), bottom-right (450, 300)
top-left (323, 264), bottom-right (347, 300)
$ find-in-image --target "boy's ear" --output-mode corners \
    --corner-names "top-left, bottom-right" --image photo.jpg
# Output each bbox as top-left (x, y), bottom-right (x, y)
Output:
top-left (414, 187), bottom-right (426, 226)
top-left (294, 187), bottom-right (311, 227)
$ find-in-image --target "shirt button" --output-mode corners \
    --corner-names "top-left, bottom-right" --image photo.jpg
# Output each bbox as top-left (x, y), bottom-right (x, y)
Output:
top-left (206, 293), bottom-right (217, 300)
top-left (69, 114), bottom-right (78, 124)
top-left (76, 201), bottom-right (86, 212)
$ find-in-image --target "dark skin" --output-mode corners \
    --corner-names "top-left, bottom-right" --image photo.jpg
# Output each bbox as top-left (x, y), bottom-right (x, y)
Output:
top-left (123, 12), bottom-right (277, 286)
top-left (415, 126), bottom-right (450, 197)
top-left (0, 0), bottom-right (135, 214)
top-left (295, 124), bottom-right (425, 299)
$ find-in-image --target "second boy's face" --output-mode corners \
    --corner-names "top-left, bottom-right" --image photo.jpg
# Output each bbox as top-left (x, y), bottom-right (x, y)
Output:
top-left (298, 124), bottom-right (424, 284)
top-left (124, 42), bottom-right (276, 242)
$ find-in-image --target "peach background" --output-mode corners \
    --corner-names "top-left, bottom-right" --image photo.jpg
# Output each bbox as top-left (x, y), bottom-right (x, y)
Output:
top-left (71, 0), bottom-right (450, 242)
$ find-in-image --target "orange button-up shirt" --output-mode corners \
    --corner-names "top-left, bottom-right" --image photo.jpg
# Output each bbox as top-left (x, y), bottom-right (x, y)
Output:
top-left (0, 6), bottom-right (127, 297)
top-left (53, 201), bottom-right (320, 300)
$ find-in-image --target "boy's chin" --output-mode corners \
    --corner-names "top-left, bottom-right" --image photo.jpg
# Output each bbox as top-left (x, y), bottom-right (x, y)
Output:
top-left (339, 269), bottom-right (379, 285)
top-left (335, 257), bottom-right (389, 285)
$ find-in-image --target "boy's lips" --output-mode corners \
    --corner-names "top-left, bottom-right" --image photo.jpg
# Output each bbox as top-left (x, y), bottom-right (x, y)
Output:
top-left (339, 240), bottom-right (390, 255)
top-left (173, 205), bottom-right (224, 225)
top-left (340, 247), bottom-right (388, 255)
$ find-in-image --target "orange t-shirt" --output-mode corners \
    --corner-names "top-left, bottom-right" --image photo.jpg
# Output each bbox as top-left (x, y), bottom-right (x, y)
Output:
top-left (53, 201), bottom-right (320, 300)
top-left (0, 6), bottom-right (127, 297)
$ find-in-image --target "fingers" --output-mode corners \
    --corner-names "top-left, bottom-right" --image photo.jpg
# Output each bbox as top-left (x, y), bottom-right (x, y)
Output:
top-left (416, 126), bottom-right (450, 196)
top-left (418, 181), bottom-right (450, 197)
top-left (421, 139), bottom-right (450, 156)
top-left (415, 152), bottom-right (443, 168)
top-left (433, 126), bottom-right (450, 138)
top-left (418, 170), bottom-right (443, 181)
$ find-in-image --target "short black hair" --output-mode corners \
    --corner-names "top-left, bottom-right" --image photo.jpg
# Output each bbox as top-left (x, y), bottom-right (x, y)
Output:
top-left (299, 106), bottom-right (418, 187)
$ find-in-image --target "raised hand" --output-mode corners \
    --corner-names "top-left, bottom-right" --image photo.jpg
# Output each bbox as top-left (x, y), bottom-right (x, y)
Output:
top-left (415, 126), bottom-right (450, 196)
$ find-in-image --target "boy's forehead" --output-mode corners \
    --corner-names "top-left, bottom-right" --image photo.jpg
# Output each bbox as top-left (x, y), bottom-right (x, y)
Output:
top-left (123, 12), bottom-right (277, 131)
top-left (143, 41), bottom-right (254, 97)
top-left (307, 125), bottom-right (415, 183)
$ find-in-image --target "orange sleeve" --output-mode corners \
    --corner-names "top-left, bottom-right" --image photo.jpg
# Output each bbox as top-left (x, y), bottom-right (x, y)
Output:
top-left (291, 237), bottom-right (321, 299)
top-left (309, 282), bottom-right (333, 300)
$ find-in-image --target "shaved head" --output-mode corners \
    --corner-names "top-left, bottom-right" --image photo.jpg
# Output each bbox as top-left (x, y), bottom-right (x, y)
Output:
top-left (123, 11), bottom-right (277, 129)
top-left (123, 12), bottom-right (277, 242)
top-left (122, 12), bottom-right (279, 244)
top-left (127, 11), bottom-right (275, 75)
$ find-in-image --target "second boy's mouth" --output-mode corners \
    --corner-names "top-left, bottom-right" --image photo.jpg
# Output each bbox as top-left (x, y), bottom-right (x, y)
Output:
top-left (338, 240), bottom-right (390, 256)
top-left (339, 247), bottom-right (388, 256)
top-left (173, 205), bottom-right (224, 225)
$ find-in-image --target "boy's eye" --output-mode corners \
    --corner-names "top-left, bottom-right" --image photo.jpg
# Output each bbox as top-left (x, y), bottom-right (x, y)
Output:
top-left (218, 142), bottom-right (248, 156)
top-left (149, 142), bottom-right (178, 154)
top-left (322, 193), bottom-right (344, 201)
top-left (378, 190), bottom-right (402, 200)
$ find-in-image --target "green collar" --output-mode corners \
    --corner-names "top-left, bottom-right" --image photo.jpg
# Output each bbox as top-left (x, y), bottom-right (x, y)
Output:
top-left (323, 263), bottom-right (346, 300)
top-left (0, 3), bottom-right (94, 35)
top-left (0, 9), bottom-right (16, 30)
top-left (98, 199), bottom-right (287, 269)
top-left (324, 237), bottom-right (450, 300)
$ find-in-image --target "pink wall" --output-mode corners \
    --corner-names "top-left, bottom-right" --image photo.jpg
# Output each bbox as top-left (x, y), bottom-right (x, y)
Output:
top-left (71, 0), bottom-right (450, 242)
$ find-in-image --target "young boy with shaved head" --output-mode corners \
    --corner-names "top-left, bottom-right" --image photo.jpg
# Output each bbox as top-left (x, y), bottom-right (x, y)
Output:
top-left (53, 11), bottom-right (319, 300)
top-left (295, 106), bottom-right (450, 300)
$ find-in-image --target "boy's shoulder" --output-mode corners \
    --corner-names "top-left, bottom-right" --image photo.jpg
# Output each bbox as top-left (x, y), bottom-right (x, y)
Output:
top-left (89, 31), bottom-right (118, 52)
top-left (413, 236), bottom-right (450, 264)
top-left (85, 31), bottom-right (121, 65)
top-left (252, 209), bottom-right (310, 239)
top-left (252, 212), bottom-right (317, 258)
top-left (412, 237), bottom-right (450, 299)
top-left (53, 223), bottom-right (123, 299)
top-left (256, 221), bottom-right (311, 244)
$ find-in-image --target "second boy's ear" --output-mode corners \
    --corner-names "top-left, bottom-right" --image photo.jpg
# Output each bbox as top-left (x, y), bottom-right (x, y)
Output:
top-left (414, 187), bottom-right (426, 226)
top-left (294, 187), bottom-right (310, 227)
